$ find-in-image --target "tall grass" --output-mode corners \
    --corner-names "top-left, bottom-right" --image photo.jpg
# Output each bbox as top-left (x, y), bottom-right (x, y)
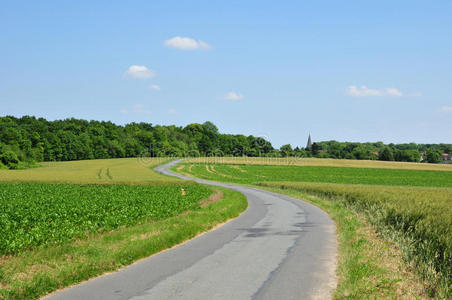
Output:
top-left (259, 181), bottom-right (451, 297)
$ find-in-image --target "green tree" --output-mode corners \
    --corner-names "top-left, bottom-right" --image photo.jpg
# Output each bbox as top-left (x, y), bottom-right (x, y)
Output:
top-left (202, 121), bottom-right (218, 135)
top-left (311, 142), bottom-right (321, 155)
top-left (0, 150), bottom-right (19, 169)
top-left (379, 147), bottom-right (394, 161)
top-left (280, 144), bottom-right (293, 157)
top-left (394, 149), bottom-right (420, 162)
top-left (426, 149), bottom-right (442, 163)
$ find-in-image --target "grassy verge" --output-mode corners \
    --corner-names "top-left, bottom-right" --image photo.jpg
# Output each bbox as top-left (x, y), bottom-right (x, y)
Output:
top-left (0, 186), bottom-right (247, 300)
top-left (259, 186), bottom-right (428, 299)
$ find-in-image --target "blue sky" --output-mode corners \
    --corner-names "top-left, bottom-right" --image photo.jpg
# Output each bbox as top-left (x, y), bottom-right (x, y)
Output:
top-left (1, 0), bottom-right (451, 147)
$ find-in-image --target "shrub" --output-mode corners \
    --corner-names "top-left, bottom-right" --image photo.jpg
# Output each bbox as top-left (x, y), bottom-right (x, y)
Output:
top-left (0, 151), bottom-right (19, 169)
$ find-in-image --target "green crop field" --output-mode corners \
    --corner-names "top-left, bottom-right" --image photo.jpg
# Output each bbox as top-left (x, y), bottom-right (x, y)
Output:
top-left (0, 183), bottom-right (211, 255)
top-left (176, 163), bottom-right (452, 187)
top-left (0, 158), bottom-right (247, 299)
top-left (186, 156), bottom-right (452, 172)
top-left (175, 161), bottom-right (452, 298)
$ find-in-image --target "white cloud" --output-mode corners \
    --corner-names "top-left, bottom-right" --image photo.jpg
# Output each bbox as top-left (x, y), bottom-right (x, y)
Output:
top-left (224, 91), bottom-right (244, 101)
top-left (164, 36), bottom-right (212, 50)
top-left (385, 87), bottom-right (403, 97)
top-left (149, 84), bottom-right (161, 91)
top-left (440, 105), bottom-right (452, 112)
top-left (168, 108), bottom-right (176, 114)
top-left (346, 85), bottom-right (403, 97)
top-left (124, 65), bottom-right (155, 79)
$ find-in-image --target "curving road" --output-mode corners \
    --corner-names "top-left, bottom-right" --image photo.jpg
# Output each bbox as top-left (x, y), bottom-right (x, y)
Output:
top-left (45, 159), bottom-right (337, 300)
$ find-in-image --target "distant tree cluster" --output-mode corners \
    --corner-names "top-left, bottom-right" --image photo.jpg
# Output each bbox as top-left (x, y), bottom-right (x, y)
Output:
top-left (0, 116), bottom-right (450, 169)
top-left (295, 141), bottom-right (451, 163)
top-left (0, 116), bottom-right (275, 169)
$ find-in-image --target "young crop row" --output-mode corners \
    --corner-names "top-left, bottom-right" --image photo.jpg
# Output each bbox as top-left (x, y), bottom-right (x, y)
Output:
top-left (0, 183), bottom-right (212, 255)
top-left (259, 181), bottom-right (452, 297)
top-left (185, 156), bottom-right (452, 172)
top-left (180, 163), bottom-right (452, 188)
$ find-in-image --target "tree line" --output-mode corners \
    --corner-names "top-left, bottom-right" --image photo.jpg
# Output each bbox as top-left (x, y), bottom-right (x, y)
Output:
top-left (280, 141), bottom-right (450, 163)
top-left (0, 116), bottom-right (450, 169)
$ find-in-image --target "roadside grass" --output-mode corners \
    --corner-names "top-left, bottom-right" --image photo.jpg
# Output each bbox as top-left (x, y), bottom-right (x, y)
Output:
top-left (174, 161), bottom-right (452, 298)
top-left (0, 186), bottom-right (247, 300)
top-left (0, 157), bottom-right (179, 185)
top-left (185, 157), bottom-right (452, 172)
top-left (260, 182), bottom-right (451, 298)
top-left (259, 186), bottom-right (428, 299)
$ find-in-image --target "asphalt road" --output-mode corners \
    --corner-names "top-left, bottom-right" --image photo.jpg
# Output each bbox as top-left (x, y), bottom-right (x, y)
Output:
top-left (45, 159), bottom-right (337, 300)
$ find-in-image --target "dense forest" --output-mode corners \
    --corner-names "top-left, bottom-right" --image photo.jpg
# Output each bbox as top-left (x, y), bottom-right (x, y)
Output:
top-left (0, 116), bottom-right (450, 169)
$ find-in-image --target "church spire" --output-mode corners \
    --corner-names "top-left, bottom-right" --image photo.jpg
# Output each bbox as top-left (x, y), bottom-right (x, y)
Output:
top-left (306, 134), bottom-right (312, 150)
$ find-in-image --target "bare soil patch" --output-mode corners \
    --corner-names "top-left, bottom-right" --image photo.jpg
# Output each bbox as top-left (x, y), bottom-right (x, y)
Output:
top-left (200, 190), bottom-right (223, 207)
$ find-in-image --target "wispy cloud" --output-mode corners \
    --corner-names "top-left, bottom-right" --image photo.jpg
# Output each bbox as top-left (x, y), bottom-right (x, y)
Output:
top-left (120, 104), bottom-right (152, 115)
top-left (149, 84), bottom-right (160, 91)
top-left (124, 65), bottom-right (155, 79)
top-left (440, 105), bottom-right (452, 112)
top-left (164, 36), bottom-right (212, 50)
top-left (346, 85), bottom-right (403, 97)
top-left (224, 91), bottom-right (244, 101)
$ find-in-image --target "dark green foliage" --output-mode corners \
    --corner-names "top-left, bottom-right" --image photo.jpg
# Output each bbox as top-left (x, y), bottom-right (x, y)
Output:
top-left (426, 149), bottom-right (442, 163)
top-left (394, 149), bottom-right (420, 162)
top-left (379, 147), bottom-right (394, 161)
top-left (279, 144), bottom-right (293, 157)
top-left (0, 151), bottom-right (19, 169)
top-left (0, 183), bottom-right (212, 255)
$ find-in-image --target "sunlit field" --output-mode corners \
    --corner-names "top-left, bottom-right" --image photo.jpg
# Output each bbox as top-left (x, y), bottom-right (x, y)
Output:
top-left (185, 156), bottom-right (452, 171)
top-left (0, 157), bottom-right (179, 185)
top-left (177, 162), bottom-right (452, 187)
